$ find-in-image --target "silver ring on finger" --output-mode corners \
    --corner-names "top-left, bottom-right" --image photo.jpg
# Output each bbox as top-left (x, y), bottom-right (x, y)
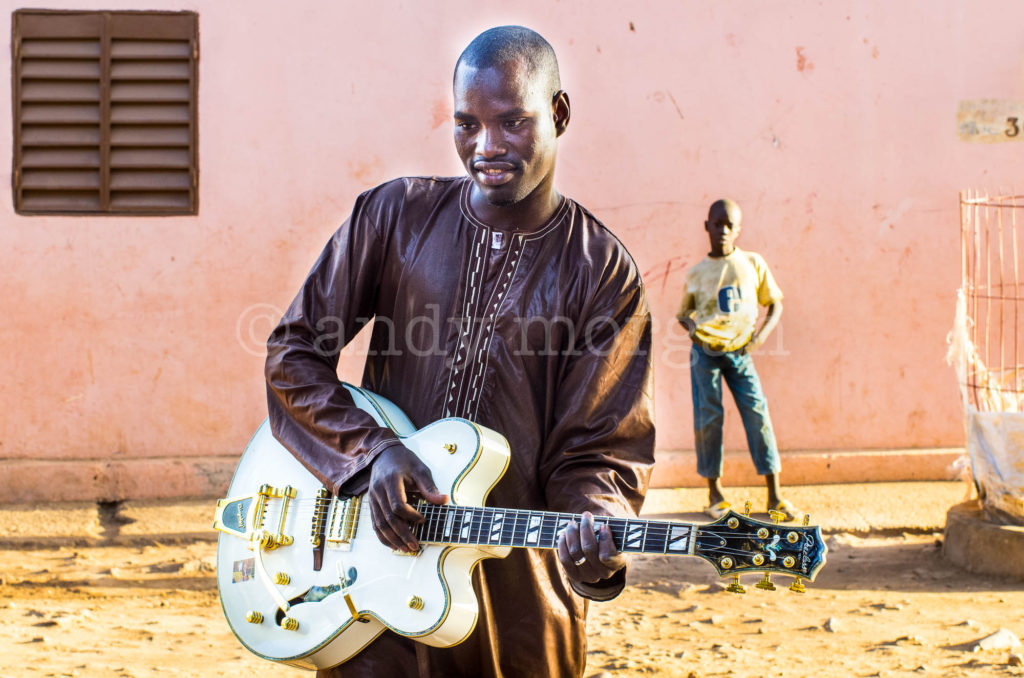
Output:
top-left (573, 556), bottom-right (587, 567)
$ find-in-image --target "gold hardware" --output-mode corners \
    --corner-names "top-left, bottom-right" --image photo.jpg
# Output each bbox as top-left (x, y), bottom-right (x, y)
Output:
top-left (768, 510), bottom-right (785, 524)
top-left (743, 501), bottom-right (751, 517)
top-left (214, 484), bottom-right (296, 549)
top-left (245, 611), bottom-right (263, 624)
top-left (751, 554), bottom-right (765, 566)
top-left (803, 514), bottom-right (810, 527)
top-left (344, 593), bottom-right (360, 621)
top-left (407, 596), bottom-right (424, 610)
top-left (789, 577), bottom-right (806, 594)
top-left (274, 572), bottom-right (290, 585)
top-left (444, 443), bottom-right (457, 454)
top-left (787, 531), bottom-right (800, 543)
top-left (258, 530), bottom-right (278, 550)
top-left (719, 557), bottom-right (734, 570)
top-left (755, 573), bottom-right (776, 591)
top-left (281, 617), bottom-right (299, 631)
top-left (727, 517), bottom-right (739, 529)
top-left (327, 496), bottom-right (361, 548)
top-left (311, 487), bottom-right (330, 546)
top-left (783, 556), bottom-right (796, 568)
top-left (726, 575), bottom-right (746, 594)
top-left (756, 527), bottom-right (769, 539)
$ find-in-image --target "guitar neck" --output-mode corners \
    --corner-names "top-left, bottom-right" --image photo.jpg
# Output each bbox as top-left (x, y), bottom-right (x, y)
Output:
top-left (414, 502), bottom-right (696, 556)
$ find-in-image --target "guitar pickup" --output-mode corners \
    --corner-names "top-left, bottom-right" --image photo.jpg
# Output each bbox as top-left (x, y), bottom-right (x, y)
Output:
top-left (324, 495), bottom-right (361, 551)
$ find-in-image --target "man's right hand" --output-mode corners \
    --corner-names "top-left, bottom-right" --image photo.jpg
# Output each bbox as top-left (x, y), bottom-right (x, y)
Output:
top-left (367, 445), bottom-right (448, 552)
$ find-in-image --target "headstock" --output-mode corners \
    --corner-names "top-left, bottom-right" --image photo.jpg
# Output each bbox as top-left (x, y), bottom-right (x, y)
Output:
top-left (693, 507), bottom-right (827, 592)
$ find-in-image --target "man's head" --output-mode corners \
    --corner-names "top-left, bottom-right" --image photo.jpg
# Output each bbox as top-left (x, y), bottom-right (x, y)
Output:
top-left (705, 199), bottom-right (742, 256)
top-left (453, 26), bottom-right (569, 211)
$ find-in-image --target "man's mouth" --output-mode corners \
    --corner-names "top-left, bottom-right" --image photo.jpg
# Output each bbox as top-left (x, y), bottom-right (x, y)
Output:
top-left (473, 162), bottom-right (517, 186)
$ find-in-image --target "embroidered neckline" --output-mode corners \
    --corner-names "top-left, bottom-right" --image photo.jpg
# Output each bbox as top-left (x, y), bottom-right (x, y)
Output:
top-left (458, 177), bottom-right (568, 239)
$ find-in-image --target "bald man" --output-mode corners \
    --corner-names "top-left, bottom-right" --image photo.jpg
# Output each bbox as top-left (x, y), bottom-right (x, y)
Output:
top-left (265, 26), bottom-right (654, 677)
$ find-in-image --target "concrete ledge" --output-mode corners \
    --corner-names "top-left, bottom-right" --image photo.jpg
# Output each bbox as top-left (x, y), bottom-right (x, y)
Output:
top-left (0, 448), bottom-right (964, 502)
top-left (0, 456), bottom-right (239, 503)
top-left (943, 501), bottom-right (1024, 580)
top-left (650, 448), bottom-right (965, 488)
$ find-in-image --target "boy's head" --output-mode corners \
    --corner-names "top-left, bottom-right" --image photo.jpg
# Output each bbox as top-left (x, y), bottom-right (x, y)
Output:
top-left (705, 198), bottom-right (742, 256)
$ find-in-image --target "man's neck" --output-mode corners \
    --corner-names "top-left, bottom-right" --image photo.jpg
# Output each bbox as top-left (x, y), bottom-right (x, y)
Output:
top-left (468, 184), bottom-right (562, 232)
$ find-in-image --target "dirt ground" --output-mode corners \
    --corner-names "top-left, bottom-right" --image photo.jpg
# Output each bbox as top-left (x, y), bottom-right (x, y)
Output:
top-left (1, 529), bottom-right (1022, 678)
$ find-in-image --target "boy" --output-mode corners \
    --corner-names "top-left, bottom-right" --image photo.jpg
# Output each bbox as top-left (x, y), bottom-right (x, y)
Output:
top-left (677, 198), bottom-right (800, 521)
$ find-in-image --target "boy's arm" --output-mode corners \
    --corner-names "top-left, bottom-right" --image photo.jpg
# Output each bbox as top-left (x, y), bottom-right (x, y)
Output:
top-left (746, 301), bottom-right (782, 352)
top-left (676, 290), bottom-right (697, 336)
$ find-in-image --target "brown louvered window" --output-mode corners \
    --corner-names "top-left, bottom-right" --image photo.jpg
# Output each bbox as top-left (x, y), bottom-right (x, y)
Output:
top-left (12, 10), bottom-right (198, 215)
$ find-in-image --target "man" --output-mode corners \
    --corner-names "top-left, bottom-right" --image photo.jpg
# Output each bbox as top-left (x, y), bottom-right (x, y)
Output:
top-left (265, 26), bottom-right (654, 677)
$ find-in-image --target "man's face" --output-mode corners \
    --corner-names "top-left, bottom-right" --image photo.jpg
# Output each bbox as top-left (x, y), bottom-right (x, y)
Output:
top-left (453, 59), bottom-right (562, 208)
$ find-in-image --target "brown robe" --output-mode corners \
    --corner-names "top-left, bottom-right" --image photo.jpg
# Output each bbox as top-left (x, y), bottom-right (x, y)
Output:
top-left (265, 176), bottom-right (655, 677)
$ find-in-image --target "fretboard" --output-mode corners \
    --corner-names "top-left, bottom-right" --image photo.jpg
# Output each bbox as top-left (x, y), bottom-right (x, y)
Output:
top-left (414, 502), bottom-right (695, 556)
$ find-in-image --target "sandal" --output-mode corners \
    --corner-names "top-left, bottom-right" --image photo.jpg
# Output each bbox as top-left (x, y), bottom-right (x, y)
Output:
top-left (703, 500), bottom-right (732, 519)
top-left (767, 499), bottom-right (804, 523)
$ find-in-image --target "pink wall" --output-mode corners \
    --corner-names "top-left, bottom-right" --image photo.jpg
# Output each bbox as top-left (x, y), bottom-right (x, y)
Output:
top-left (2, 1), bottom-right (1022, 498)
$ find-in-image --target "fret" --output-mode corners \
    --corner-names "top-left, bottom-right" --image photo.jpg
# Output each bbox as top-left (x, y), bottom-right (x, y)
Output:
top-left (512, 510), bottom-right (527, 547)
top-left (591, 515), bottom-right (609, 543)
top-left (623, 519), bottom-right (646, 553)
top-left (443, 505), bottom-right (455, 541)
top-left (489, 509), bottom-right (505, 545)
top-left (552, 514), bottom-right (572, 549)
top-left (538, 513), bottom-right (556, 548)
top-left (525, 512), bottom-right (542, 546)
top-left (459, 505), bottom-right (473, 543)
top-left (476, 507), bottom-right (492, 546)
top-left (666, 522), bottom-right (692, 554)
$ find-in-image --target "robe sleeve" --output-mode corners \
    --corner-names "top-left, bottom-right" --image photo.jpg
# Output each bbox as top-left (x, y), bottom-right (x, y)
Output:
top-left (540, 256), bottom-right (656, 600)
top-left (265, 186), bottom-right (406, 496)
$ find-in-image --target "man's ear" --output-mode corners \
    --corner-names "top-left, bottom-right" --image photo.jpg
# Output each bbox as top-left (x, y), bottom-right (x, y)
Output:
top-left (552, 90), bottom-right (570, 137)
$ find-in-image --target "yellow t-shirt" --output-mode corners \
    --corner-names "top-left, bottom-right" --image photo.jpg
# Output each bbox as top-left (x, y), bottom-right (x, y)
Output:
top-left (677, 248), bottom-right (783, 352)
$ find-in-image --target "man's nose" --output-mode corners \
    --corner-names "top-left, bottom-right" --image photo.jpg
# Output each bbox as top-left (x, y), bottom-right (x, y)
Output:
top-left (477, 125), bottom-right (507, 158)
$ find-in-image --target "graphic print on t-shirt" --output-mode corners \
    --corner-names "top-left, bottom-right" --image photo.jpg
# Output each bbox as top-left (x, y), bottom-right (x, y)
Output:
top-left (718, 285), bottom-right (742, 313)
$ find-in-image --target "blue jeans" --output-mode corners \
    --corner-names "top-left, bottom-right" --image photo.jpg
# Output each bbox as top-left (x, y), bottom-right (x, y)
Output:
top-left (690, 344), bottom-right (780, 479)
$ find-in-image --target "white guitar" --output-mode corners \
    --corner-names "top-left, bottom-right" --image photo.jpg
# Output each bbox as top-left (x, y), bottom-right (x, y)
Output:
top-left (213, 384), bottom-right (827, 670)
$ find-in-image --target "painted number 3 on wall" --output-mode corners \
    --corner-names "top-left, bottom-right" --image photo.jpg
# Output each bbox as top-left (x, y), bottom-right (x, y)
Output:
top-left (1007, 117), bottom-right (1020, 137)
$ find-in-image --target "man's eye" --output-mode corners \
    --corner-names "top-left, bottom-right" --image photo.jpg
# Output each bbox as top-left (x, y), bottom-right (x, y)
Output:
top-left (456, 121), bottom-right (477, 131)
top-left (505, 119), bottom-right (526, 129)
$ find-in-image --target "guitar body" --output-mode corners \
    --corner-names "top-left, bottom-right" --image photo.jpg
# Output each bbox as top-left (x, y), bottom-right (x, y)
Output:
top-left (215, 385), bottom-right (512, 670)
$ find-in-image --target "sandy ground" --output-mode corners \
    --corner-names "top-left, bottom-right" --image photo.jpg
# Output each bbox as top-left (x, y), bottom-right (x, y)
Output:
top-left (1, 484), bottom-right (1021, 677)
top-left (1, 529), bottom-right (1022, 678)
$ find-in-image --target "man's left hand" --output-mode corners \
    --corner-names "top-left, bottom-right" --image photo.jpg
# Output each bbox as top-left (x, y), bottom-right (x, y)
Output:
top-left (557, 511), bottom-right (627, 585)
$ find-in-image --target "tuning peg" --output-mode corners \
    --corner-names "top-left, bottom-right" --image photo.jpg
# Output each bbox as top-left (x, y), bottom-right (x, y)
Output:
top-left (743, 501), bottom-right (751, 517)
top-left (726, 575), bottom-right (746, 594)
top-left (802, 514), bottom-right (810, 527)
top-left (755, 573), bottom-right (776, 591)
top-left (768, 510), bottom-right (785, 524)
top-left (789, 577), bottom-right (806, 594)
